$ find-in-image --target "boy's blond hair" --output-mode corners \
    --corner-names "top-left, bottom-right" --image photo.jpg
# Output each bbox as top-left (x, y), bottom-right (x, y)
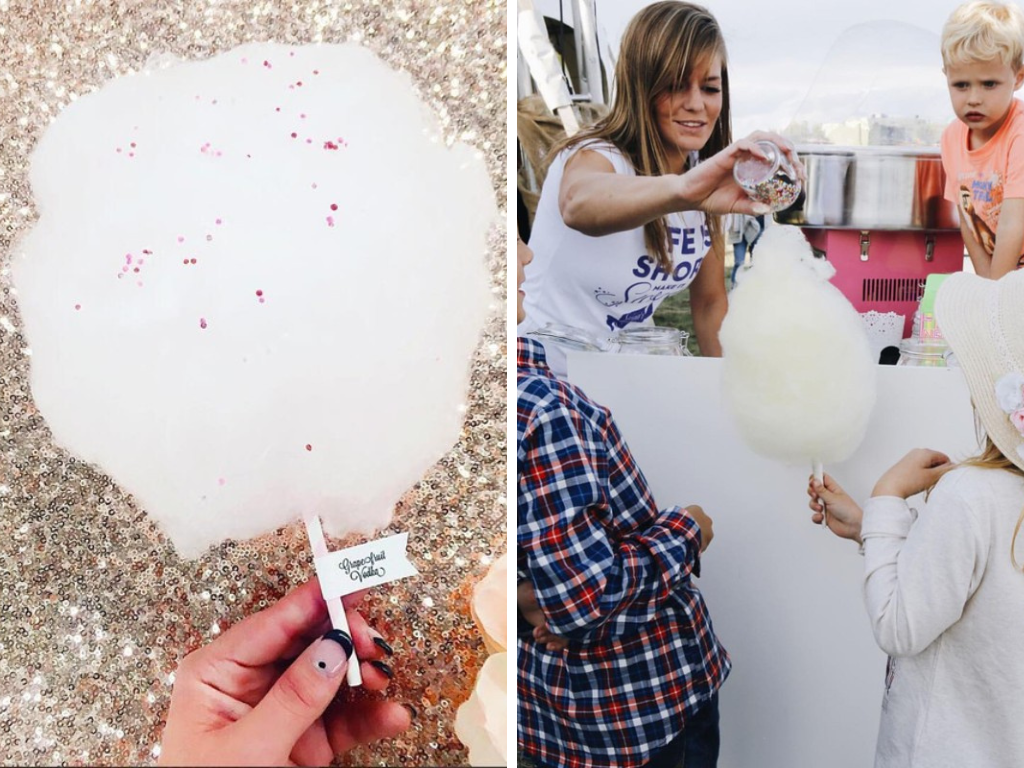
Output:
top-left (942, 1), bottom-right (1024, 70)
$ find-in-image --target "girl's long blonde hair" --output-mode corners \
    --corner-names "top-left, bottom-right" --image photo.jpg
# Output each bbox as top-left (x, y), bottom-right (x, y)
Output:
top-left (961, 437), bottom-right (1024, 570)
top-left (552, 1), bottom-right (732, 271)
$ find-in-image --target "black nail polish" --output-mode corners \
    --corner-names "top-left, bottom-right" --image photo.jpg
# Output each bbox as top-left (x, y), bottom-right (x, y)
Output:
top-left (369, 659), bottom-right (394, 679)
top-left (403, 703), bottom-right (418, 720)
top-left (323, 629), bottom-right (353, 658)
top-left (373, 636), bottom-right (394, 656)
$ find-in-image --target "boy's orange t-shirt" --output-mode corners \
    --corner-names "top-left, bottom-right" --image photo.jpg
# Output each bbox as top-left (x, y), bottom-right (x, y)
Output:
top-left (942, 97), bottom-right (1024, 257)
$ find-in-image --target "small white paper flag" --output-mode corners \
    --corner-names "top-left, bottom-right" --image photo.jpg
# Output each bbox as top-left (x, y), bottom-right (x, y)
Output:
top-left (314, 533), bottom-right (419, 600)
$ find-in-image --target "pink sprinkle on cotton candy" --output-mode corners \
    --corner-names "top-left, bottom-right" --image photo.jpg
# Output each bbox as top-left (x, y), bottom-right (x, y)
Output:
top-left (199, 318), bottom-right (207, 329)
top-left (326, 215), bottom-right (335, 227)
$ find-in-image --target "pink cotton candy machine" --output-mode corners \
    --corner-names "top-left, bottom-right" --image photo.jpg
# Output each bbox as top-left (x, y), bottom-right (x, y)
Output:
top-left (775, 145), bottom-right (963, 338)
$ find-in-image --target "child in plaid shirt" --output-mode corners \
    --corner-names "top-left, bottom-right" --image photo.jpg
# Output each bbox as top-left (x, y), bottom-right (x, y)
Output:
top-left (516, 232), bottom-right (730, 768)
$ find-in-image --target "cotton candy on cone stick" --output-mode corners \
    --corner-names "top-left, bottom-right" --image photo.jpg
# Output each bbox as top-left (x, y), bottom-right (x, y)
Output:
top-left (10, 41), bottom-right (495, 662)
top-left (720, 225), bottom-right (877, 520)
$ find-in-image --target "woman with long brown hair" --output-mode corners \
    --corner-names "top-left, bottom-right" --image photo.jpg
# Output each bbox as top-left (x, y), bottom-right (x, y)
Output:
top-left (518, 1), bottom-right (802, 379)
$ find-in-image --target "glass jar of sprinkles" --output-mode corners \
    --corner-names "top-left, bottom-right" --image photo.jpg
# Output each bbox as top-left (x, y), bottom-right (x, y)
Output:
top-left (733, 140), bottom-right (802, 212)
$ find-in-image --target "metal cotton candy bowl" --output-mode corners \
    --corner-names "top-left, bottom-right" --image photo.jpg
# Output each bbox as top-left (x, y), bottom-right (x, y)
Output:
top-left (775, 145), bottom-right (959, 231)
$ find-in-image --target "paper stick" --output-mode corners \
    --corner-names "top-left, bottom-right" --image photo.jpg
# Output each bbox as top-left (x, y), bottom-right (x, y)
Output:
top-left (813, 459), bottom-right (827, 530)
top-left (304, 514), bottom-right (362, 687)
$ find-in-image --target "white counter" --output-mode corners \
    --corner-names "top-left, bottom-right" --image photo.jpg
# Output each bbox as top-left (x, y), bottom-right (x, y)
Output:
top-left (566, 351), bottom-right (976, 768)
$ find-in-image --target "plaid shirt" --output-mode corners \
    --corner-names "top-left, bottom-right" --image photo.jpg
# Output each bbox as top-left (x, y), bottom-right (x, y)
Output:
top-left (516, 338), bottom-right (730, 768)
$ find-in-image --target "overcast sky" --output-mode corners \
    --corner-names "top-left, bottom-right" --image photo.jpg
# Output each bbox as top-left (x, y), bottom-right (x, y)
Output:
top-left (533, 0), bottom-right (961, 139)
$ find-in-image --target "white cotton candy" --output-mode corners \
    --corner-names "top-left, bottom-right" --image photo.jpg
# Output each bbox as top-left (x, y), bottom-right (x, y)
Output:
top-left (719, 225), bottom-right (876, 465)
top-left (11, 43), bottom-right (495, 557)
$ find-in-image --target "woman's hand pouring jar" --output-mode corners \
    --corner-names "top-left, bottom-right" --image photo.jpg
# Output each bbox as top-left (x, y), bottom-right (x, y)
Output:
top-left (733, 140), bottom-right (802, 212)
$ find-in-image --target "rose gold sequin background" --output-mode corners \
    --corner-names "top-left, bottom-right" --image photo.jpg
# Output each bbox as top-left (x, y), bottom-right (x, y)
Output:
top-left (0, 1), bottom-right (506, 765)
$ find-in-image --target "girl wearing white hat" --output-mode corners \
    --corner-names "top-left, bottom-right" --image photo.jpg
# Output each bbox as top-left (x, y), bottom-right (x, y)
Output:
top-left (806, 268), bottom-right (1024, 768)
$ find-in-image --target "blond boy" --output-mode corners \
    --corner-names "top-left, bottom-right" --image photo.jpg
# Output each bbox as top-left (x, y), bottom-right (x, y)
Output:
top-left (941, 0), bottom-right (1024, 279)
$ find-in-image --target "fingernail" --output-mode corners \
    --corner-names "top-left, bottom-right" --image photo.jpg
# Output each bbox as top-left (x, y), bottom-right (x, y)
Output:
top-left (371, 634), bottom-right (394, 657)
top-left (370, 659), bottom-right (394, 679)
top-left (403, 703), bottom-right (418, 720)
top-left (324, 628), bottom-right (354, 657)
top-left (313, 630), bottom-right (353, 677)
top-left (752, 203), bottom-right (770, 215)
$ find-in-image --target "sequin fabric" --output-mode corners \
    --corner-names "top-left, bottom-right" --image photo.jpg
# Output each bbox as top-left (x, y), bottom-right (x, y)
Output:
top-left (0, 1), bottom-right (507, 764)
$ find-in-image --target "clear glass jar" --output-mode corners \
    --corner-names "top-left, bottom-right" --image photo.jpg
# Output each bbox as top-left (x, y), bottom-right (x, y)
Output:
top-left (733, 140), bottom-right (802, 212)
top-left (611, 327), bottom-right (690, 356)
top-left (897, 338), bottom-right (950, 367)
top-left (528, 323), bottom-right (608, 352)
